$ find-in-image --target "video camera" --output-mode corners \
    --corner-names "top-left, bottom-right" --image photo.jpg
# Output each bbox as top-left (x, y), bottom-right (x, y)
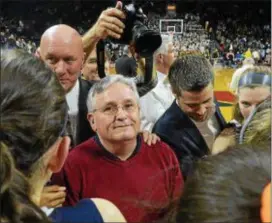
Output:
top-left (97, 0), bottom-right (161, 78)
top-left (110, 1), bottom-right (162, 57)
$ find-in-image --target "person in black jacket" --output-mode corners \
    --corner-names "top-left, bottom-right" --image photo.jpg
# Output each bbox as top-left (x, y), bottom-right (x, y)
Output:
top-left (153, 55), bottom-right (226, 179)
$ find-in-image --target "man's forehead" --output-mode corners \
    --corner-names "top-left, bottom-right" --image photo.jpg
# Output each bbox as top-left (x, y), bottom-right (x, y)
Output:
top-left (95, 84), bottom-right (137, 104)
top-left (42, 39), bottom-right (82, 57)
top-left (182, 85), bottom-right (213, 101)
top-left (41, 30), bottom-right (83, 54)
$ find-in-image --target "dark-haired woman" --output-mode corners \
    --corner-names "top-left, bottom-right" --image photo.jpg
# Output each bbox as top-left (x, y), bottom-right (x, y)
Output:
top-left (0, 49), bottom-right (126, 223)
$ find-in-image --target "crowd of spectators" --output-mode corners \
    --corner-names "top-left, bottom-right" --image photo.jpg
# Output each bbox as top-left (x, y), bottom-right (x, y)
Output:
top-left (1, 2), bottom-right (271, 223)
top-left (1, 1), bottom-right (271, 67)
top-left (146, 3), bottom-right (271, 67)
top-left (1, 16), bottom-right (37, 53)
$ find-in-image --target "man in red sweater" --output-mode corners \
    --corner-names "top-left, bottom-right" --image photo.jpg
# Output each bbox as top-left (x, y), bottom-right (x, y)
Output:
top-left (52, 75), bottom-right (183, 222)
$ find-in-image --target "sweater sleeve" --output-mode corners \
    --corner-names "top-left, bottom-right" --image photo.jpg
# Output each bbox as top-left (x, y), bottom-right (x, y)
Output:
top-left (50, 199), bottom-right (104, 223)
top-left (51, 153), bottom-right (82, 206)
top-left (165, 143), bottom-right (184, 202)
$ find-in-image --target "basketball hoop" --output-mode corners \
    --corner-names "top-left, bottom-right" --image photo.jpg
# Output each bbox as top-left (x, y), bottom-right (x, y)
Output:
top-left (159, 19), bottom-right (183, 34)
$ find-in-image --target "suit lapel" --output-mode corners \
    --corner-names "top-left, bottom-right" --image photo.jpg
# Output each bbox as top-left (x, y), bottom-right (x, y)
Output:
top-left (78, 78), bottom-right (88, 110)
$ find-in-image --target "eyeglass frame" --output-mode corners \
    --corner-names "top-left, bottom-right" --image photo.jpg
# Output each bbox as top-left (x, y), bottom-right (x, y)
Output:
top-left (92, 101), bottom-right (139, 116)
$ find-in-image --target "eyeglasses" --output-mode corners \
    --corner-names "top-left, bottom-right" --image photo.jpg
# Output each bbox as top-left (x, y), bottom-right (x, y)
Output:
top-left (93, 103), bottom-right (138, 116)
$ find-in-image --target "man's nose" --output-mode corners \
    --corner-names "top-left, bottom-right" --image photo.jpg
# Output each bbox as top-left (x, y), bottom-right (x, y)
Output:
top-left (54, 61), bottom-right (67, 76)
top-left (115, 106), bottom-right (128, 120)
top-left (196, 105), bottom-right (207, 116)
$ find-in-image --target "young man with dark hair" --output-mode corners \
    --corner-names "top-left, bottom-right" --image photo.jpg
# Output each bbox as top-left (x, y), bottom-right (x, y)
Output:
top-left (153, 55), bottom-right (226, 179)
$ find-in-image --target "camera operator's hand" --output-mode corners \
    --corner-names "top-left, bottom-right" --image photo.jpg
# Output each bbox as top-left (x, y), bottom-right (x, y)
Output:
top-left (92, 1), bottom-right (125, 40)
top-left (82, 1), bottom-right (126, 57)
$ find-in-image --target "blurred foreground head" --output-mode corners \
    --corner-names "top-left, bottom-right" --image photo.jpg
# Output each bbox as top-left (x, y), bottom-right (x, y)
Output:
top-left (176, 145), bottom-right (271, 223)
top-left (0, 49), bottom-right (69, 222)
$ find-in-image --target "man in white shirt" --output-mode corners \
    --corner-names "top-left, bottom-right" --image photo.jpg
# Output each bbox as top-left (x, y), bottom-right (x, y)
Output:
top-left (140, 34), bottom-right (175, 131)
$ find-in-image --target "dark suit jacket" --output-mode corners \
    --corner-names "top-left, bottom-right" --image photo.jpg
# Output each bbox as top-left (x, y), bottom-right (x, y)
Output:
top-left (152, 101), bottom-right (226, 179)
top-left (75, 78), bottom-right (96, 146)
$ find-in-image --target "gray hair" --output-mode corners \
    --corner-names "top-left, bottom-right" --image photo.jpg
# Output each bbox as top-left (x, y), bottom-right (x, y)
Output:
top-left (168, 54), bottom-right (214, 96)
top-left (87, 75), bottom-right (140, 112)
top-left (154, 34), bottom-right (172, 56)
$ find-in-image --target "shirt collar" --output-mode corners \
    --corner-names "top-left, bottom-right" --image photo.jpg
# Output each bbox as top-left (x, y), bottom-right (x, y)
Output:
top-left (94, 135), bottom-right (142, 161)
top-left (66, 79), bottom-right (79, 98)
top-left (157, 71), bottom-right (166, 82)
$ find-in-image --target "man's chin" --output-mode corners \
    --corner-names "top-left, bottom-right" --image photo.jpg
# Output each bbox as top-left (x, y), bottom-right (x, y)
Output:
top-left (62, 84), bottom-right (73, 93)
top-left (112, 130), bottom-right (137, 141)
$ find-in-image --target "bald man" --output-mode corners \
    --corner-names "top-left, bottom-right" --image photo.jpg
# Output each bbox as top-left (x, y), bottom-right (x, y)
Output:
top-left (36, 2), bottom-right (126, 148)
top-left (36, 25), bottom-right (95, 149)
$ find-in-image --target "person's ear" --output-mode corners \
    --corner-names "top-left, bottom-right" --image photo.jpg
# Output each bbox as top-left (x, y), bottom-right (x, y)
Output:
top-left (47, 136), bottom-right (71, 173)
top-left (87, 113), bottom-right (97, 132)
top-left (35, 47), bottom-right (41, 58)
top-left (158, 54), bottom-right (164, 63)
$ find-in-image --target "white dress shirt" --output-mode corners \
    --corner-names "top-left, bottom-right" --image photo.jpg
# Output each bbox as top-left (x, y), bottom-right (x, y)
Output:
top-left (66, 79), bottom-right (80, 116)
top-left (157, 71), bottom-right (165, 83)
top-left (65, 79), bottom-right (80, 143)
top-left (140, 72), bottom-right (174, 131)
top-left (190, 106), bottom-right (220, 151)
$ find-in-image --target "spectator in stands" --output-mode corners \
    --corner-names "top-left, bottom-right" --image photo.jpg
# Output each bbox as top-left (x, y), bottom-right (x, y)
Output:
top-left (140, 34), bottom-right (175, 131)
top-left (51, 75), bottom-right (183, 223)
top-left (244, 47), bottom-right (253, 59)
top-left (176, 146), bottom-right (271, 223)
top-left (212, 66), bottom-right (271, 155)
top-left (153, 55), bottom-right (226, 179)
top-left (0, 48), bottom-right (126, 223)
